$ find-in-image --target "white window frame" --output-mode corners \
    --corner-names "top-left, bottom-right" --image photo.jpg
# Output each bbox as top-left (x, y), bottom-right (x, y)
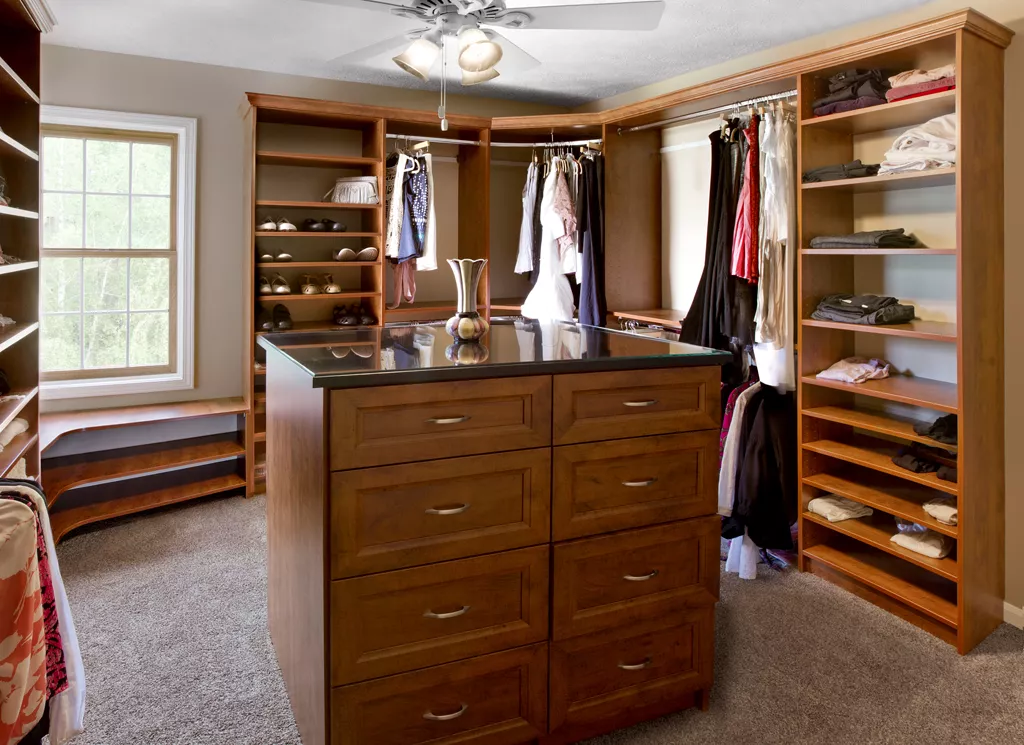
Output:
top-left (39, 106), bottom-right (197, 400)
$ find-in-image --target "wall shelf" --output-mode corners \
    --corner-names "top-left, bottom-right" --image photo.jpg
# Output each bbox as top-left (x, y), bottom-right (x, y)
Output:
top-left (0, 52), bottom-right (38, 103)
top-left (803, 436), bottom-right (958, 496)
top-left (0, 130), bottom-right (37, 161)
top-left (0, 322), bottom-right (38, 354)
top-left (256, 151), bottom-right (379, 168)
top-left (801, 89), bottom-right (956, 134)
top-left (0, 261), bottom-right (38, 276)
top-left (801, 168), bottom-right (956, 193)
top-left (0, 205), bottom-right (38, 219)
top-left (801, 318), bottom-right (957, 342)
top-left (256, 200), bottom-right (379, 210)
top-left (802, 405), bottom-right (957, 451)
top-left (800, 374), bottom-right (958, 413)
top-left (801, 248), bottom-right (956, 256)
top-left (255, 231), bottom-right (380, 238)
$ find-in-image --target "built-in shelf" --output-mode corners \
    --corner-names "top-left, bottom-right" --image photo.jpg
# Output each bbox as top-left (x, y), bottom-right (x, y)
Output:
top-left (0, 205), bottom-right (38, 219)
top-left (801, 248), bottom-right (956, 256)
top-left (802, 168), bottom-right (956, 194)
top-left (0, 53), bottom-right (39, 104)
top-left (256, 151), bottom-right (379, 168)
top-left (257, 261), bottom-right (379, 269)
top-left (0, 386), bottom-right (37, 434)
top-left (0, 322), bottom-right (38, 355)
top-left (0, 432), bottom-right (37, 479)
top-left (802, 405), bottom-right (957, 451)
top-left (0, 261), bottom-right (38, 276)
top-left (804, 470), bottom-right (958, 538)
top-left (803, 436), bottom-right (958, 496)
top-left (254, 320), bottom-right (357, 336)
top-left (257, 292), bottom-right (377, 302)
top-left (255, 232), bottom-right (379, 239)
top-left (801, 89), bottom-right (957, 134)
top-left (0, 130), bottom-right (38, 161)
top-left (490, 297), bottom-right (527, 312)
top-left (801, 318), bottom-right (957, 342)
top-left (254, 432), bottom-right (266, 444)
top-left (800, 374), bottom-right (958, 413)
top-left (256, 200), bottom-right (379, 210)
top-left (385, 301), bottom-right (457, 318)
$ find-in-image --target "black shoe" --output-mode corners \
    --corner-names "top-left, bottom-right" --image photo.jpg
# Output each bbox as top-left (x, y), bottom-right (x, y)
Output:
top-left (304, 218), bottom-right (326, 232)
top-left (273, 304), bottom-right (293, 330)
top-left (257, 306), bottom-right (274, 332)
top-left (358, 305), bottom-right (377, 326)
top-left (321, 219), bottom-right (347, 233)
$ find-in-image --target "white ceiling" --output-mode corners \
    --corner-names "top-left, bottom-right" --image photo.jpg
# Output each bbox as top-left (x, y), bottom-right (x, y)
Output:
top-left (43, 0), bottom-right (930, 106)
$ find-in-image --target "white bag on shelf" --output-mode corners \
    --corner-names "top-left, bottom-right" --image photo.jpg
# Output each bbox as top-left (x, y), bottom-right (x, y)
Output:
top-left (325, 176), bottom-right (379, 205)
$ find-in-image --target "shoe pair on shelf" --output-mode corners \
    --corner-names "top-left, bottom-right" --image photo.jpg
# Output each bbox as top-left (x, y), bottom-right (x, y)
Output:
top-left (259, 217), bottom-right (296, 232)
top-left (259, 275), bottom-right (291, 295)
top-left (303, 218), bottom-right (347, 233)
top-left (258, 304), bottom-right (293, 332)
top-left (333, 304), bottom-right (376, 327)
top-left (258, 251), bottom-right (292, 263)
top-left (0, 250), bottom-right (24, 265)
top-left (334, 247), bottom-right (378, 262)
top-left (301, 274), bottom-right (342, 295)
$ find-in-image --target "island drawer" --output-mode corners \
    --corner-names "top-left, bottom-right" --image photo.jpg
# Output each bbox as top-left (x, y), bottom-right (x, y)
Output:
top-left (330, 376), bottom-right (552, 470)
top-left (331, 644), bottom-right (548, 745)
top-left (329, 449), bottom-right (551, 578)
top-left (552, 368), bottom-right (720, 445)
top-left (547, 611), bottom-right (713, 744)
top-left (552, 518), bottom-right (720, 640)
top-left (552, 431), bottom-right (717, 540)
top-left (330, 546), bottom-right (550, 685)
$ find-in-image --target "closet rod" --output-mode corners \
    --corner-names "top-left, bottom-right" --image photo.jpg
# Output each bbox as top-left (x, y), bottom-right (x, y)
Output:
top-left (618, 89), bottom-right (798, 134)
top-left (386, 133), bottom-right (481, 146)
top-left (490, 138), bottom-right (603, 148)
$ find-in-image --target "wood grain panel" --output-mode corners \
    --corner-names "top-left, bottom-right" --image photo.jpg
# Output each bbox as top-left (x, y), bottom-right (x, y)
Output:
top-left (552, 431), bottom-right (716, 540)
top-left (330, 376), bottom-right (552, 470)
top-left (329, 449), bottom-right (551, 577)
top-left (552, 518), bottom-right (719, 640)
top-left (331, 644), bottom-right (548, 745)
top-left (330, 546), bottom-right (549, 684)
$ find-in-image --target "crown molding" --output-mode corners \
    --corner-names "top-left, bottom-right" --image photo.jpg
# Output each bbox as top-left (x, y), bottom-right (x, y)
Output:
top-left (20, 0), bottom-right (56, 32)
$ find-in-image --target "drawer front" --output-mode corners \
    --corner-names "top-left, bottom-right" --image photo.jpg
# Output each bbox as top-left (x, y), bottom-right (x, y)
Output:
top-left (330, 449), bottom-right (551, 578)
top-left (330, 377), bottom-right (552, 470)
top-left (552, 368), bottom-right (720, 445)
top-left (552, 431), bottom-right (717, 540)
top-left (332, 644), bottom-right (548, 745)
top-left (552, 518), bottom-right (719, 640)
top-left (548, 611), bottom-right (713, 743)
top-left (331, 546), bottom-right (549, 685)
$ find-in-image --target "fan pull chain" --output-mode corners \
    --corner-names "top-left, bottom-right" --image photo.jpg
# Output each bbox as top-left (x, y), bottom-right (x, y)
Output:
top-left (439, 35), bottom-right (449, 132)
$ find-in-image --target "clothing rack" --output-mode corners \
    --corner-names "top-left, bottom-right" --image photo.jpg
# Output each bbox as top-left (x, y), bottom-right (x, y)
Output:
top-left (619, 89), bottom-right (798, 134)
top-left (491, 139), bottom-right (603, 148)
top-left (386, 133), bottom-right (482, 146)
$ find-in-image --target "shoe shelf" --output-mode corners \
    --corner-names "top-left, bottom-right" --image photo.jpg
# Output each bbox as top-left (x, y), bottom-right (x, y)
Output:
top-left (0, 321), bottom-right (38, 354)
top-left (800, 248), bottom-right (956, 256)
top-left (0, 205), bottom-right (37, 219)
top-left (801, 168), bottom-right (956, 194)
top-left (254, 320), bottom-right (378, 337)
top-left (0, 129), bottom-right (37, 161)
top-left (258, 261), bottom-right (379, 269)
top-left (258, 292), bottom-right (378, 302)
top-left (256, 231), bottom-right (380, 238)
top-left (256, 200), bottom-right (379, 211)
top-left (800, 318), bottom-right (957, 342)
top-left (800, 374), bottom-right (958, 413)
top-left (0, 385), bottom-right (38, 433)
top-left (0, 260), bottom-right (37, 276)
top-left (802, 405), bottom-right (957, 451)
top-left (801, 89), bottom-right (956, 135)
top-left (0, 53), bottom-right (38, 104)
top-left (255, 151), bottom-right (379, 168)
top-left (803, 435), bottom-right (958, 495)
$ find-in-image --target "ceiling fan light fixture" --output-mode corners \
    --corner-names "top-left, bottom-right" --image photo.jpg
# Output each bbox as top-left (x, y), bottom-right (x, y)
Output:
top-left (462, 67), bottom-right (500, 86)
top-left (457, 27), bottom-right (503, 72)
top-left (393, 37), bottom-right (440, 81)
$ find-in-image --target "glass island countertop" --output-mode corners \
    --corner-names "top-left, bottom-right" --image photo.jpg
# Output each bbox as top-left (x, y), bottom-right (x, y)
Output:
top-left (256, 321), bottom-right (730, 389)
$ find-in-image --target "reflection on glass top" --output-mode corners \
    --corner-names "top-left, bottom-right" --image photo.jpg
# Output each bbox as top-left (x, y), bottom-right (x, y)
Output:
top-left (258, 321), bottom-right (725, 379)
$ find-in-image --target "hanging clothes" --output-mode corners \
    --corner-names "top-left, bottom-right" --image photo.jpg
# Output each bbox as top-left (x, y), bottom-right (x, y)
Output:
top-left (553, 169), bottom-right (578, 275)
top-left (385, 148), bottom-right (437, 309)
top-left (515, 161), bottom-right (539, 275)
top-left (384, 152), bottom-right (409, 260)
top-left (730, 114), bottom-right (760, 284)
top-left (417, 153), bottom-right (437, 272)
top-left (521, 159), bottom-right (576, 323)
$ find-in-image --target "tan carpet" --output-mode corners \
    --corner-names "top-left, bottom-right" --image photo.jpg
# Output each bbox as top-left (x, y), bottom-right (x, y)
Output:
top-left (55, 494), bottom-right (1024, 745)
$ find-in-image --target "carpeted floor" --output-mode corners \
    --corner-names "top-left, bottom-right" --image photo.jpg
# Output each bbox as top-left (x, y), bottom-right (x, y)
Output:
top-left (55, 494), bottom-right (1024, 745)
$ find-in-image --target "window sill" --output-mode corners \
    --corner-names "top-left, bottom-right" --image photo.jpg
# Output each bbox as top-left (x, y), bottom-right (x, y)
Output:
top-left (41, 372), bottom-right (193, 400)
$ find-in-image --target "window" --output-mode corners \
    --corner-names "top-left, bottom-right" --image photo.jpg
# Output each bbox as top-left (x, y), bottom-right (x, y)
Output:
top-left (39, 108), bottom-right (196, 398)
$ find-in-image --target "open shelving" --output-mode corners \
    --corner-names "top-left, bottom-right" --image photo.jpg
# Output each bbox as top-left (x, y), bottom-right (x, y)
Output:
top-left (797, 25), bottom-right (1009, 653)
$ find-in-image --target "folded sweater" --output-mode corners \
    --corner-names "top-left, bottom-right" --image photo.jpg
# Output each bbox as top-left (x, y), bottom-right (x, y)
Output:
top-left (816, 357), bottom-right (891, 384)
top-left (809, 229), bottom-right (917, 249)
top-left (888, 64), bottom-right (956, 88)
top-left (808, 496), bottom-right (874, 523)
top-left (924, 497), bottom-right (958, 526)
top-left (879, 114), bottom-right (957, 175)
top-left (891, 529), bottom-right (953, 559)
top-left (887, 76), bottom-right (956, 102)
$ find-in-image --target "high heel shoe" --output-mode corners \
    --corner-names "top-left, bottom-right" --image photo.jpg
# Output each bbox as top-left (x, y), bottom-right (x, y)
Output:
top-left (322, 274), bottom-right (342, 294)
top-left (301, 274), bottom-right (322, 295)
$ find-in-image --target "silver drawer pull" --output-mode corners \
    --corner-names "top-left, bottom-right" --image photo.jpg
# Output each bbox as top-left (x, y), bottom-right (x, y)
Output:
top-left (423, 703), bottom-right (468, 721)
top-left (424, 605), bottom-right (470, 620)
top-left (427, 415), bottom-right (471, 425)
top-left (618, 657), bottom-right (653, 671)
top-left (425, 503), bottom-right (470, 516)
top-left (623, 570), bottom-right (659, 582)
top-left (622, 478), bottom-right (658, 488)
top-left (623, 399), bottom-right (658, 408)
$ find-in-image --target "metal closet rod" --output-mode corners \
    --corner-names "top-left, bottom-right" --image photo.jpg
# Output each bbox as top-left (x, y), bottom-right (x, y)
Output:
top-left (618, 89), bottom-right (799, 134)
top-left (386, 133), bottom-right (482, 146)
top-left (491, 139), bottom-right (602, 148)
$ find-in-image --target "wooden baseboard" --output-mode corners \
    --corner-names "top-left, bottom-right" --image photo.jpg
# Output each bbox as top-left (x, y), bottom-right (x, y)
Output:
top-left (1004, 602), bottom-right (1024, 630)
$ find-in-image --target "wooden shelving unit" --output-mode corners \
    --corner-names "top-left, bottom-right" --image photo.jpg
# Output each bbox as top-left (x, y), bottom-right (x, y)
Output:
top-left (797, 23), bottom-right (1010, 654)
top-left (0, 1), bottom-right (41, 480)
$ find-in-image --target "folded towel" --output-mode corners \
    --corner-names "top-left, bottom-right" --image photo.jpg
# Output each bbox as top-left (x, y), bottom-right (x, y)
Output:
top-left (809, 229), bottom-right (917, 249)
top-left (887, 76), bottom-right (956, 103)
top-left (816, 357), bottom-right (891, 384)
top-left (808, 495), bottom-right (874, 523)
top-left (923, 497), bottom-right (958, 526)
top-left (0, 416), bottom-right (28, 449)
top-left (891, 529), bottom-right (953, 558)
top-left (888, 64), bottom-right (956, 88)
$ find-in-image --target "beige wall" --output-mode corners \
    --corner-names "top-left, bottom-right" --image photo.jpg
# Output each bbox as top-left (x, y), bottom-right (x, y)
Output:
top-left (39, 46), bottom-right (564, 412)
top-left (579, 0), bottom-right (1024, 615)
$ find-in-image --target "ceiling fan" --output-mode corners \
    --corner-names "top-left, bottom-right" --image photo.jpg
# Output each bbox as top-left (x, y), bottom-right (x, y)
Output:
top-left (302, 0), bottom-right (667, 86)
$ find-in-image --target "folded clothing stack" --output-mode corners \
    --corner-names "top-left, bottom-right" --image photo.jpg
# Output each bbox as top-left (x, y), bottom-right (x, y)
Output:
top-left (811, 294), bottom-right (915, 326)
top-left (808, 495), bottom-right (873, 523)
top-left (879, 113), bottom-right (957, 175)
top-left (802, 159), bottom-right (880, 183)
top-left (913, 413), bottom-right (957, 445)
top-left (809, 229), bottom-right (918, 249)
top-left (924, 496), bottom-right (958, 526)
top-left (816, 357), bottom-right (891, 384)
top-left (891, 524), bottom-right (953, 559)
top-left (891, 443), bottom-right (957, 483)
top-left (812, 69), bottom-right (890, 116)
top-left (887, 64), bottom-right (956, 102)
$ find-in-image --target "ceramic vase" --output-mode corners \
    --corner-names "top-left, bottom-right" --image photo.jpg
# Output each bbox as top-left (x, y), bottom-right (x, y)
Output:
top-left (445, 258), bottom-right (490, 343)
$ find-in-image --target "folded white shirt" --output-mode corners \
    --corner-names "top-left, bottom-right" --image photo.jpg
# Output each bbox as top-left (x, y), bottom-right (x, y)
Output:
top-left (923, 497), bottom-right (958, 526)
top-left (808, 495), bottom-right (873, 522)
top-left (880, 114), bottom-right (957, 175)
top-left (816, 357), bottom-right (890, 384)
top-left (888, 64), bottom-right (956, 88)
top-left (891, 529), bottom-right (952, 558)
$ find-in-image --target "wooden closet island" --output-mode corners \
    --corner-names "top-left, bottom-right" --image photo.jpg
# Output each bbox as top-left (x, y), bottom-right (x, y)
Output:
top-left (258, 321), bottom-right (730, 745)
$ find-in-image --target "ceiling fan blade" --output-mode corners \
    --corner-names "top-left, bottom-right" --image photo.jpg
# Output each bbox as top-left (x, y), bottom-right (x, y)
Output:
top-left (498, 1), bottom-right (666, 31)
top-left (481, 30), bottom-right (540, 75)
top-left (328, 30), bottom-right (428, 65)
top-left (298, 0), bottom-right (415, 12)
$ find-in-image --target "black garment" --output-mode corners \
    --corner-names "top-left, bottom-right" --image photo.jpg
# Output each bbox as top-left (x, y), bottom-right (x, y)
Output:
top-left (811, 293), bottom-right (916, 326)
top-left (811, 69), bottom-right (890, 109)
top-left (802, 159), bottom-right (880, 183)
top-left (578, 154), bottom-right (607, 327)
top-left (732, 388), bottom-right (798, 550)
top-left (809, 229), bottom-right (918, 249)
top-left (722, 384), bottom-right (767, 541)
top-left (893, 450), bottom-right (939, 474)
top-left (938, 465), bottom-right (958, 483)
top-left (913, 413), bottom-right (958, 445)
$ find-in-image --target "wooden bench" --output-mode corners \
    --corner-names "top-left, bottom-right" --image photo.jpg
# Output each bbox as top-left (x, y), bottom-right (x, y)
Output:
top-left (41, 398), bottom-right (249, 542)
